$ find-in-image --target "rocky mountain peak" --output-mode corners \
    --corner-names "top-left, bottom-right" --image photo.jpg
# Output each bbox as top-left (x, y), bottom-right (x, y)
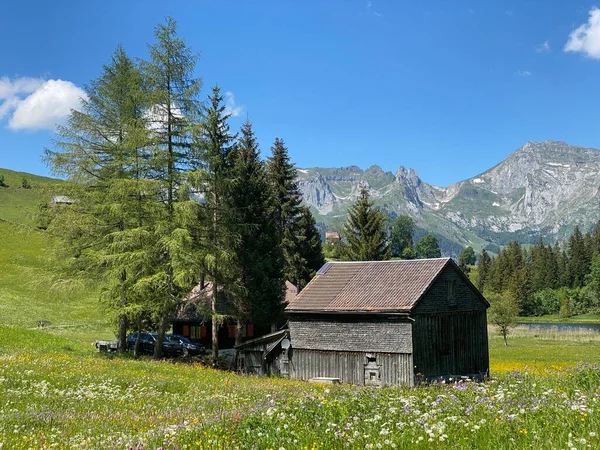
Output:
top-left (296, 140), bottom-right (600, 256)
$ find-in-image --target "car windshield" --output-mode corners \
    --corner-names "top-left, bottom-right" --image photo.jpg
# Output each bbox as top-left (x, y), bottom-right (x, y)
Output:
top-left (174, 335), bottom-right (192, 344)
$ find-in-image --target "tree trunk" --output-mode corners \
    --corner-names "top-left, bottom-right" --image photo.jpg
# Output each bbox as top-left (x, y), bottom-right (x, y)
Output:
top-left (117, 314), bottom-right (128, 354)
top-left (133, 319), bottom-right (141, 358)
top-left (117, 256), bottom-right (128, 353)
top-left (211, 280), bottom-right (219, 366)
top-left (233, 318), bottom-right (243, 370)
top-left (154, 313), bottom-right (169, 359)
top-left (502, 328), bottom-right (508, 346)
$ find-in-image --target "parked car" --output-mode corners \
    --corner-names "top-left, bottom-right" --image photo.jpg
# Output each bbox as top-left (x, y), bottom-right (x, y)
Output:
top-left (126, 332), bottom-right (183, 356)
top-left (166, 334), bottom-right (205, 356)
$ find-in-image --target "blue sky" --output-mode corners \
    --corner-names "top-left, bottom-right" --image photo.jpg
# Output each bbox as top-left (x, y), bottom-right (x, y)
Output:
top-left (1, 1), bottom-right (600, 187)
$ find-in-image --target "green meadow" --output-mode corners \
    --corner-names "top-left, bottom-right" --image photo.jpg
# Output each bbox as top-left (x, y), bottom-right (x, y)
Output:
top-left (1, 327), bottom-right (600, 449)
top-left (1, 167), bottom-right (600, 449)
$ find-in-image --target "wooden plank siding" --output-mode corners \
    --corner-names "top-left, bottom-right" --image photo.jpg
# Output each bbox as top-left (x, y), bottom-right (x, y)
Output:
top-left (289, 349), bottom-right (414, 386)
top-left (412, 311), bottom-right (489, 380)
top-left (288, 317), bottom-right (413, 353)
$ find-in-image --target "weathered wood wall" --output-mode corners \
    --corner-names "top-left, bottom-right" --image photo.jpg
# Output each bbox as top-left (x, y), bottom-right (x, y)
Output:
top-left (289, 349), bottom-right (414, 386)
top-left (412, 310), bottom-right (489, 380)
top-left (412, 266), bottom-right (488, 314)
top-left (289, 316), bottom-right (413, 353)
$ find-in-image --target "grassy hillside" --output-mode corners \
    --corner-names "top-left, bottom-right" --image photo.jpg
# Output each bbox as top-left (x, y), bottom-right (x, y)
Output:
top-left (0, 167), bottom-right (68, 226)
top-left (0, 168), bottom-right (108, 342)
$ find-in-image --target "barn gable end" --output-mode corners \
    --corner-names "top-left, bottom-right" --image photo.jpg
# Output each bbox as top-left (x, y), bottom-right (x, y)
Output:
top-left (412, 263), bottom-right (489, 315)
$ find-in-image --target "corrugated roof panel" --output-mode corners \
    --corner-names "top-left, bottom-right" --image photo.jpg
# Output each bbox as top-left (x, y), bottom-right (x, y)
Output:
top-left (286, 258), bottom-right (451, 312)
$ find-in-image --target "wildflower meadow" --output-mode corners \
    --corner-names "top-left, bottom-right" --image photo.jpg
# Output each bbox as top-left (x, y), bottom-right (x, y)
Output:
top-left (1, 326), bottom-right (600, 449)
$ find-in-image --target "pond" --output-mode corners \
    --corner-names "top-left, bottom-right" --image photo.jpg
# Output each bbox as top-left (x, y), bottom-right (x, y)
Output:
top-left (516, 322), bottom-right (600, 333)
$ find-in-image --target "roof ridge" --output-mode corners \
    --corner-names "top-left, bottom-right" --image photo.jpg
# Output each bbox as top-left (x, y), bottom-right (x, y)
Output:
top-left (327, 257), bottom-right (451, 264)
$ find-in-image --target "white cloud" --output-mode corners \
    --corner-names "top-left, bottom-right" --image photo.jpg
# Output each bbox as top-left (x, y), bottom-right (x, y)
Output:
top-left (536, 40), bottom-right (551, 53)
top-left (0, 76), bottom-right (44, 100)
top-left (565, 7), bottom-right (600, 59)
top-left (143, 103), bottom-right (184, 133)
top-left (366, 0), bottom-right (383, 17)
top-left (224, 91), bottom-right (244, 118)
top-left (0, 77), bottom-right (85, 131)
top-left (516, 70), bottom-right (532, 76)
top-left (505, 9), bottom-right (514, 16)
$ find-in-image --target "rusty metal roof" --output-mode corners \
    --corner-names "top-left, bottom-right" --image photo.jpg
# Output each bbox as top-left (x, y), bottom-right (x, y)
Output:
top-left (286, 258), bottom-right (452, 313)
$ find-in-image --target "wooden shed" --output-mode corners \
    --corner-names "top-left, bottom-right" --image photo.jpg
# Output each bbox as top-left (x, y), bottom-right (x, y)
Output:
top-left (285, 258), bottom-right (489, 386)
top-left (235, 329), bottom-right (290, 376)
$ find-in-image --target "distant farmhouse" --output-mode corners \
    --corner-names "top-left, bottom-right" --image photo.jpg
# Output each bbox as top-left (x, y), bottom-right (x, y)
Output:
top-left (50, 195), bottom-right (73, 205)
top-left (171, 281), bottom-right (297, 350)
top-left (325, 231), bottom-right (340, 241)
top-left (238, 258), bottom-right (489, 386)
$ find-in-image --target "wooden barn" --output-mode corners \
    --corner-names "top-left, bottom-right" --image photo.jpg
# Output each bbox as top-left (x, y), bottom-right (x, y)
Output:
top-left (285, 258), bottom-right (490, 386)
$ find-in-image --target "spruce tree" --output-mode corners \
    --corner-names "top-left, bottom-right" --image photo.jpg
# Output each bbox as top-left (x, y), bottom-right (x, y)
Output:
top-left (530, 237), bottom-right (547, 293)
top-left (45, 45), bottom-right (154, 353)
top-left (228, 120), bottom-right (285, 350)
top-left (266, 138), bottom-right (304, 285)
top-left (567, 226), bottom-right (588, 288)
top-left (342, 186), bottom-right (390, 261)
top-left (195, 85), bottom-right (237, 364)
top-left (294, 206), bottom-right (326, 288)
top-left (477, 249), bottom-right (491, 291)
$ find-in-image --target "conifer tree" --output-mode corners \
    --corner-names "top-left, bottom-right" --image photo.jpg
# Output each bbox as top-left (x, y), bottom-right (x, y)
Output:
top-left (342, 186), bottom-right (391, 261)
top-left (266, 138), bottom-right (305, 286)
top-left (591, 220), bottom-right (600, 254)
top-left (477, 249), bottom-right (491, 291)
top-left (228, 120), bottom-right (285, 350)
top-left (45, 45), bottom-right (154, 353)
top-left (195, 85), bottom-right (237, 364)
top-left (530, 237), bottom-right (548, 293)
top-left (294, 206), bottom-right (326, 288)
top-left (141, 17), bottom-right (203, 358)
top-left (567, 226), bottom-right (588, 288)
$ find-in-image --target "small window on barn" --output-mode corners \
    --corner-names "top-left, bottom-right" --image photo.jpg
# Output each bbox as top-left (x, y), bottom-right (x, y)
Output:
top-left (247, 324), bottom-right (254, 337)
top-left (447, 280), bottom-right (456, 306)
top-left (228, 325), bottom-right (236, 338)
top-left (182, 325), bottom-right (189, 337)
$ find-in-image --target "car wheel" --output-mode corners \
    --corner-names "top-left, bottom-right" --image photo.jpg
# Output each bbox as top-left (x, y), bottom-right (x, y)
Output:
top-left (182, 347), bottom-right (189, 357)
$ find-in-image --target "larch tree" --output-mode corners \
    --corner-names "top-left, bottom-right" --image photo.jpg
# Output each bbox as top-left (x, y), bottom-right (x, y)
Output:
top-left (140, 17), bottom-right (203, 358)
top-left (342, 186), bottom-right (391, 261)
top-left (44, 45), bottom-right (154, 353)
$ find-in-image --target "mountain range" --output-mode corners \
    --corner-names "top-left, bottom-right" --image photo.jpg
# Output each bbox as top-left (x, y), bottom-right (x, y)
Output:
top-left (297, 141), bottom-right (600, 256)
